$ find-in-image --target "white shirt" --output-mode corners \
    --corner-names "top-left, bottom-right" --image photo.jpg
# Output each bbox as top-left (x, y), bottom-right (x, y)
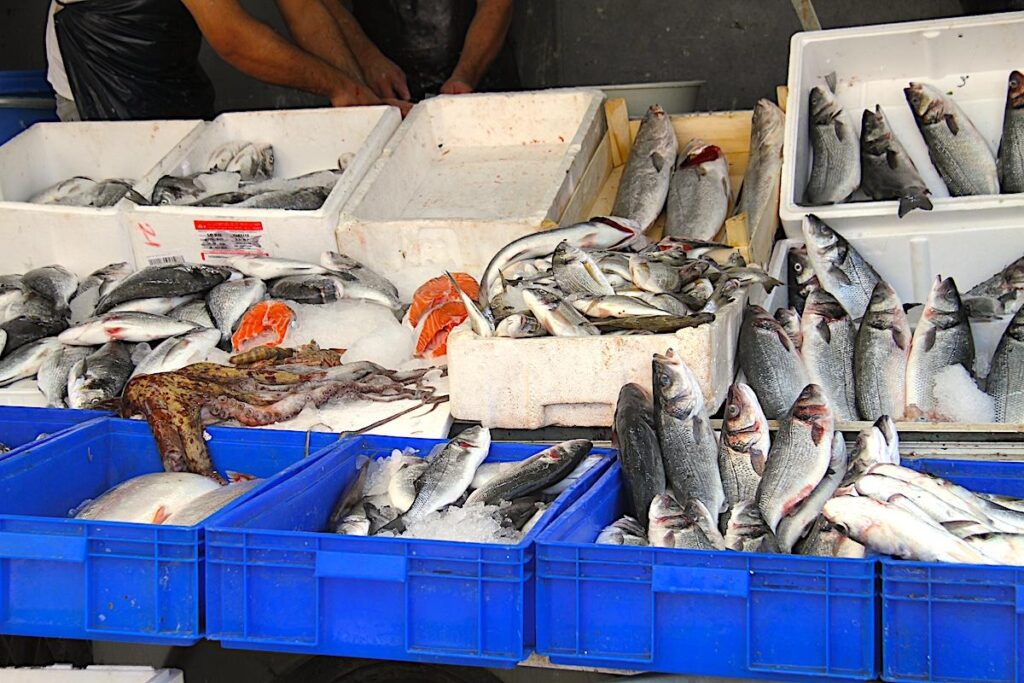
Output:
top-left (45, 0), bottom-right (82, 101)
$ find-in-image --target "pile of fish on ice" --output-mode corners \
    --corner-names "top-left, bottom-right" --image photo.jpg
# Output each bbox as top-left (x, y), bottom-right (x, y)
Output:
top-left (603, 350), bottom-right (1024, 566)
top-left (802, 70), bottom-right (1024, 214)
top-left (740, 214), bottom-right (1023, 423)
top-left (328, 426), bottom-right (603, 543)
top-left (0, 251), bottom-right (410, 409)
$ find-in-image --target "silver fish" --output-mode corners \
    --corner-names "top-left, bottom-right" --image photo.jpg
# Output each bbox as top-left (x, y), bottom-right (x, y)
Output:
top-left (855, 474), bottom-right (992, 528)
top-left (96, 264), bottom-right (235, 314)
top-left (904, 82), bottom-right (999, 196)
top-left (988, 304), bottom-right (1024, 422)
top-left (74, 262), bottom-right (133, 313)
top-left (964, 533), bottom-right (1024, 565)
top-left (596, 252), bottom-right (632, 281)
top-left (0, 313), bottom-right (67, 357)
top-left (67, 341), bottom-right (134, 408)
top-left (775, 307), bottom-right (802, 352)
top-left (75, 472), bottom-right (221, 524)
top-left (23, 265), bottom-right (77, 313)
top-left (718, 383), bottom-right (771, 508)
top-left (855, 282), bottom-right (910, 420)
top-left (495, 313), bottom-right (547, 338)
top-left (235, 187), bottom-right (329, 210)
top-left (777, 430), bottom-right (846, 553)
top-left (400, 426), bottom-right (491, 524)
top-left (612, 105), bottom-right (678, 231)
top-left (596, 516), bottom-right (649, 546)
top-left (207, 277), bottom-right (266, 341)
top-left (795, 516), bottom-right (866, 558)
top-left (208, 141), bottom-right (274, 181)
top-left (388, 460), bottom-right (429, 514)
top-left (58, 312), bottom-right (200, 345)
top-left (679, 278), bottom-right (713, 310)
top-left (860, 105), bottom-right (933, 217)
top-left (998, 70), bottom-right (1024, 193)
top-left (666, 140), bottom-right (731, 241)
top-left (552, 241), bottom-right (615, 296)
top-left (788, 244), bottom-right (819, 315)
top-left (838, 421), bottom-right (897, 496)
top-left (268, 274), bottom-right (343, 304)
top-left (225, 256), bottom-right (326, 281)
top-left (321, 251), bottom-right (401, 310)
top-left (108, 295), bottom-right (200, 316)
top-left (963, 254), bottom-right (1024, 320)
top-left (734, 99), bottom-right (785, 233)
top-left (28, 177), bottom-right (96, 205)
top-left (738, 305), bottom-right (810, 419)
top-left (614, 383), bottom-right (666, 524)
top-left (648, 494), bottom-right (723, 550)
top-left (446, 272), bottom-right (494, 338)
top-left (522, 288), bottom-right (599, 337)
top-left (0, 337), bottom-right (62, 387)
top-left (629, 255), bottom-right (708, 294)
top-left (722, 499), bottom-right (772, 552)
top-left (804, 84), bottom-right (860, 205)
top-left (163, 479), bottom-right (260, 526)
top-left (168, 299), bottom-right (215, 329)
top-left (131, 328), bottom-right (222, 378)
top-left (465, 439), bottom-right (591, 506)
top-left (37, 345), bottom-right (92, 408)
top-left (801, 289), bottom-right (857, 421)
top-left (570, 294), bottom-right (668, 319)
top-left (802, 215), bottom-right (881, 320)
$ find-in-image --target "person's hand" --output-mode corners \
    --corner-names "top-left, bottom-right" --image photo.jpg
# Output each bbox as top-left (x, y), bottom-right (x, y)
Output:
top-left (382, 98), bottom-right (414, 117)
top-left (361, 52), bottom-right (411, 100)
top-left (440, 77), bottom-right (474, 95)
top-left (329, 83), bottom-right (382, 108)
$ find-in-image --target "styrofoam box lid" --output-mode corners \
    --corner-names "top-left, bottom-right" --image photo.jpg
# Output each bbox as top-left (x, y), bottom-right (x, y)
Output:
top-left (0, 119), bottom-right (204, 210)
top-left (2, 666), bottom-right (183, 683)
top-left (780, 11), bottom-right (1024, 229)
top-left (132, 106), bottom-right (401, 217)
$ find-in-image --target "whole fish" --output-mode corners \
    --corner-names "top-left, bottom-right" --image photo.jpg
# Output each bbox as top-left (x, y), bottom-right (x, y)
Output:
top-left (801, 289), bottom-right (857, 421)
top-left (108, 295), bottom-right (200, 316)
top-left (0, 315), bottom-right (69, 357)
top-left (839, 420), bottom-right (898, 495)
top-left (131, 328), bottom-right (222, 378)
top-left (495, 313), bottom-right (547, 338)
top-left (855, 474), bottom-right (991, 528)
top-left (446, 272), bottom-right (494, 338)
top-left (75, 472), bottom-right (221, 524)
top-left (163, 479), bottom-right (260, 526)
top-left (788, 244), bottom-right (819, 315)
top-left (648, 494), bottom-right (724, 550)
top-left (268, 274), bottom-right (344, 304)
top-left (96, 264), bottom-right (235, 314)
top-left (629, 256), bottom-right (709, 294)
top-left (776, 430), bottom-right (846, 553)
top-left (68, 341), bottom-right (134, 408)
top-left (23, 265), bottom-right (77, 313)
top-left (479, 217), bottom-right (643, 304)
top-left (666, 140), bottom-right (731, 241)
top-left (570, 294), bottom-right (668, 319)
top-left (860, 105), bottom-right (933, 217)
top-left (612, 105), bottom-right (678, 231)
top-left (964, 533), bottom-right (1024, 565)
top-left (327, 460), bottom-right (369, 533)
top-left (757, 384), bottom-right (835, 533)
top-left (905, 277), bottom-right (975, 418)
top-left (738, 305), bottom-right (809, 419)
top-left (722, 499), bottom-right (772, 552)
top-left (614, 383), bottom-right (666, 524)
top-left (802, 215), bottom-right (881, 320)
top-left (795, 516), bottom-right (866, 558)
top-left (988, 304), bottom-right (1024, 422)
top-left (399, 426), bottom-right (491, 524)
top-left (904, 82), bottom-right (999, 196)
top-left (321, 251), bottom-right (401, 310)
top-left (235, 187), bottom-right (329, 210)
top-left (718, 383), bottom-right (771, 508)
top-left (999, 70), bottom-right (1024, 193)
top-left (551, 241), bottom-right (614, 296)
top-left (465, 439), bottom-right (591, 506)
top-left (59, 312), bottom-right (200, 345)
top-left (775, 307), bottom-right (802, 352)
top-left (855, 282), bottom-right (911, 420)
top-left (653, 349), bottom-right (723, 517)
top-left (75, 262), bottom-right (133, 308)
top-left (522, 288), bottom-right (599, 337)
top-left (650, 291), bottom-right (694, 316)
top-left (822, 495), bottom-right (990, 563)
top-left (734, 99), bottom-right (785, 232)
top-left (168, 299), bottom-right (215, 329)
top-left (541, 454), bottom-right (603, 495)
top-left (592, 313), bottom-right (714, 333)
top-left (28, 176), bottom-right (96, 205)
top-left (37, 345), bottom-right (92, 407)
top-left (0, 337), bottom-right (62, 387)
top-left (964, 254), bottom-right (1024, 320)
top-left (388, 460), bottom-right (429, 513)
top-left (207, 277), bottom-right (266, 341)
top-left (596, 516), bottom-right (649, 546)
top-left (804, 84), bottom-right (860, 205)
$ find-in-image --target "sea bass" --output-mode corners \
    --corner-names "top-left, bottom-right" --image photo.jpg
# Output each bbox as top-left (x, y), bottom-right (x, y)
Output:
top-left (58, 312), bottom-right (199, 345)
top-left (612, 105), bottom-right (678, 231)
top-left (523, 288), bottom-right (599, 337)
top-left (37, 344), bottom-right (92, 408)
top-left (465, 439), bottom-right (591, 506)
top-left (614, 383), bottom-right (666, 524)
top-left (400, 426), bottom-right (491, 524)
top-left (163, 479), bottom-right (260, 526)
top-left (738, 305), bottom-right (809, 419)
top-left (987, 304), bottom-right (1024, 422)
top-left (734, 99), bottom-right (785, 234)
top-left (801, 289), bottom-right (857, 421)
top-left (802, 215), bottom-right (881, 320)
top-left (860, 105), bottom-right (933, 216)
top-left (131, 328), bottom-right (222, 378)
top-left (776, 431), bottom-right (846, 553)
top-left (0, 337), bottom-right (62, 387)
top-left (855, 282), bottom-right (910, 420)
top-left (666, 140), bottom-right (731, 241)
top-left (804, 84), bottom-right (860, 205)
top-left (718, 383), bottom-right (771, 508)
top-left (999, 70), bottom-right (1024, 193)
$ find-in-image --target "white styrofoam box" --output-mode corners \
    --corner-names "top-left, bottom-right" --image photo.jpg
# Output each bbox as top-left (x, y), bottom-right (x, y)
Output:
top-left (336, 88), bottom-right (607, 301)
top-left (3, 666), bottom-right (183, 683)
top-left (0, 119), bottom-right (203, 276)
top-left (127, 106), bottom-right (400, 267)
top-left (780, 11), bottom-right (1024, 237)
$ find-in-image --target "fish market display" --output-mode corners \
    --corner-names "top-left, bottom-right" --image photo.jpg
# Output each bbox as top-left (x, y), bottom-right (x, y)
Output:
top-left (804, 83), bottom-right (861, 205)
top-left (326, 429), bottom-right (598, 544)
top-left (612, 105), bottom-right (678, 232)
top-left (734, 99), bottom-right (786, 232)
top-left (27, 177), bottom-right (145, 207)
top-left (999, 70), bottom-right (1024, 193)
top-left (665, 140), bottom-right (731, 241)
top-left (859, 105), bottom-right (933, 216)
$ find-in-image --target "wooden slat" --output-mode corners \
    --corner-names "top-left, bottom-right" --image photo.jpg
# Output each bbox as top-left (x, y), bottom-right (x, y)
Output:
top-left (604, 98), bottom-right (631, 167)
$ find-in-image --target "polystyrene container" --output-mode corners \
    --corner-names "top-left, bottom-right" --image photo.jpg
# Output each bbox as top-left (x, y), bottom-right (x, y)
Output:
top-left (0, 417), bottom-right (343, 644)
top-left (0, 405), bottom-right (104, 459)
top-left (127, 106), bottom-right (400, 267)
top-left (882, 458), bottom-right (1024, 683)
top-left (0, 119), bottom-right (203, 276)
top-left (205, 435), bottom-right (615, 667)
top-left (780, 12), bottom-right (1024, 238)
top-left (336, 89), bottom-right (607, 301)
top-left (536, 463), bottom-right (878, 680)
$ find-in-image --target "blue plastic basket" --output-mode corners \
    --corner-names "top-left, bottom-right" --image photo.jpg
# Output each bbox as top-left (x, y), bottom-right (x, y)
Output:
top-left (0, 417), bottom-right (343, 645)
top-left (0, 70), bottom-right (57, 145)
top-left (536, 462), bottom-right (878, 681)
top-left (882, 458), bottom-right (1024, 683)
top-left (205, 435), bottom-right (615, 667)
top-left (0, 406), bottom-right (105, 458)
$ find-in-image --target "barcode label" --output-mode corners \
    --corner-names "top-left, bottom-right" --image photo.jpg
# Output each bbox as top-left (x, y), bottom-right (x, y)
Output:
top-left (148, 255), bottom-right (186, 266)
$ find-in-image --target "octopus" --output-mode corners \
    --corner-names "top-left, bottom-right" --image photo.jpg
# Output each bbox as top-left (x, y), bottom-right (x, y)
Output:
top-left (120, 343), bottom-right (438, 482)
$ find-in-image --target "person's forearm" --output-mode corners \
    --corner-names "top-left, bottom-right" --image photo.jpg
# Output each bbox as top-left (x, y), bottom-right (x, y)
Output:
top-left (276, 0), bottom-right (367, 85)
top-left (320, 0), bottom-right (389, 73)
top-left (451, 0), bottom-right (513, 87)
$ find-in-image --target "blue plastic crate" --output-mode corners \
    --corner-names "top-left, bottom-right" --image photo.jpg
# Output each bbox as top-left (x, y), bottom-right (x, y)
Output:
top-left (0, 70), bottom-right (57, 145)
top-left (0, 406), bottom-right (105, 458)
top-left (205, 435), bottom-right (615, 667)
top-left (882, 458), bottom-right (1024, 683)
top-left (0, 417), bottom-right (343, 645)
top-left (536, 462), bottom-right (878, 681)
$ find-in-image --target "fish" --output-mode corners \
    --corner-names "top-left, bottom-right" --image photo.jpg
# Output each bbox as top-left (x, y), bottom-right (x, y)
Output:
top-left (465, 439), bottom-right (591, 506)
top-left (479, 217), bottom-right (643, 304)
top-left (855, 282), bottom-right (911, 420)
top-left (22, 265), bottom-right (77, 313)
top-left (0, 315), bottom-right (69, 357)
top-left (999, 70), bottom-right (1024, 193)
top-left (804, 84), bottom-right (860, 205)
top-left (37, 345), bottom-right (92, 407)
top-left (612, 105), bottom-right (678, 231)
top-left (207, 141), bottom-right (274, 181)
top-left (591, 313), bottom-right (714, 333)
top-left (495, 313), bottom-right (547, 338)
top-left (596, 251), bottom-right (632, 281)
top-left (570, 294), bottom-right (668, 319)
top-left (802, 215), bottom-right (881, 320)
top-left (855, 473), bottom-right (992, 528)
top-left (398, 426), bottom-right (491, 524)
top-left (95, 264), bottom-right (235, 314)
top-left (445, 272), bottom-right (493, 338)
top-left (859, 105), bottom-right (933, 217)
top-left (801, 289), bottom-right (857, 421)
top-left (795, 516), bottom-right (866, 558)
top-left (964, 533), bottom-right (1024, 565)
top-left (28, 176), bottom-right (96, 205)
top-left (523, 288), bottom-right (599, 337)
top-left (415, 301), bottom-right (468, 357)
top-left (67, 341), bottom-right (134, 408)
top-left (267, 274), bottom-right (344, 304)
top-left (822, 495), bottom-right (990, 563)
top-left (839, 420), bottom-right (898, 495)
top-left (666, 140), bottom-right (731, 241)
top-left (904, 82), bottom-right (999, 196)
top-left (757, 384), bottom-right (835, 533)
top-left (905, 277), bottom-right (975, 419)
top-left (207, 277), bottom-right (266, 342)
top-left (108, 295), bottom-right (200, 316)
top-left (74, 472), bottom-right (222, 524)
top-left (718, 383), bottom-right (771, 508)
top-left (629, 255), bottom-right (708, 294)
top-left (470, 462), bottom-right (516, 490)
top-left (235, 186), bottom-right (329, 210)
top-left (321, 251), bottom-right (401, 310)
top-left (223, 256), bottom-right (325, 281)
top-left (596, 516), bottom-right (649, 546)
top-left (388, 460), bottom-right (429, 513)
top-left (653, 349), bottom-right (724, 517)
top-left (734, 99), bottom-right (785, 233)
top-left (336, 510), bottom-right (371, 536)
top-left (776, 431), bottom-right (847, 552)
top-left (788, 244), bottom-right (819, 315)
top-left (551, 241), bottom-right (615, 296)
top-left (963, 254), bottom-right (1024, 320)
top-left (162, 479), bottom-right (260, 526)
top-left (131, 328), bottom-right (222, 378)
top-left (231, 300), bottom-right (295, 352)
top-left (328, 460), bottom-right (370, 533)
top-left (0, 337), bottom-right (62, 387)
top-left (648, 494), bottom-right (724, 550)
top-left (613, 383), bottom-right (666, 524)
top-left (75, 262), bottom-right (133, 305)
top-left (493, 497), bottom-right (544, 531)
top-left (988, 304), bottom-right (1024, 422)
top-left (409, 273), bottom-right (480, 328)
top-left (722, 499), bottom-right (772, 552)
top-left (737, 305), bottom-right (810, 419)
top-left (541, 454), bottom-right (604, 495)
top-left (775, 307), bottom-right (802, 352)
top-left (90, 179), bottom-right (141, 207)
top-left (168, 299), bottom-right (215, 329)
top-left (649, 291), bottom-right (694, 316)
top-left (58, 312), bottom-right (199, 345)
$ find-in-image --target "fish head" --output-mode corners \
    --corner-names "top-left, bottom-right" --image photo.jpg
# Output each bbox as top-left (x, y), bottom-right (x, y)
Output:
top-left (747, 304), bottom-right (795, 350)
top-left (860, 106), bottom-right (893, 154)
top-left (804, 288), bottom-right (849, 323)
top-left (588, 216), bottom-right (645, 250)
top-left (645, 104), bottom-right (667, 122)
top-left (788, 384), bottom-right (834, 444)
top-left (809, 86), bottom-right (841, 124)
top-left (789, 245), bottom-right (817, 285)
top-left (649, 493), bottom-right (686, 525)
top-left (451, 425), bottom-right (491, 455)
top-left (1009, 70), bottom-right (1024, 109)
top-left (821, 495), bottom-right (878, 539)
top-left (924, 276), bottom-right (964, 318)
top-left (775, 307), bottom-right (801, 333)
top-left (552, 240), bottom-right (581, 268)
top-left (521, 287), bottom-right (559, 311)
top-left (751, 99), bottom-right (785, 148)
top-left (652, 348), bottom-right (702, 417)
top-left (1007, 304), bottom-right (1024, 343)
top-left (681, 141), bottom-right (723, 169)
top-left (904, 82), bottom-right (947, 125)
top-left (802, 215), bottom-right (842, 260)
top-left (723, 382), bottom-right (769, 451)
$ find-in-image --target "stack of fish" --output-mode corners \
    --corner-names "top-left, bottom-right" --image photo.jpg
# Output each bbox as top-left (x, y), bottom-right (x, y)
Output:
top-left (27, 176), bottom-right (147, 208)
top-left (328, 426), bottom-right (601, 543)
top-left (612, 100), bottom-right (785, 239)
top-left (803, 70), bottom-right (1023, 214)
top-left (0, 251), bottom-right (400, 409)
top-left (143, 140), bottom-right (350, 210)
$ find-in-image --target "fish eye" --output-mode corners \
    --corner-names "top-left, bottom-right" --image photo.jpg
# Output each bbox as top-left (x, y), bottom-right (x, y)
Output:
top-left (1012, 77), bottom-right (1020, 88)
top-left (727, 404), bottom-right (740, 418)
top-left (792, 262), bottom-right (802, 273)
top-left (834, 522), bottom-right (849, 536)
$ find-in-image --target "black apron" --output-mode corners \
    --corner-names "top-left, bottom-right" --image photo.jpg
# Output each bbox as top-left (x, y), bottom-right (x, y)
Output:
top-left (353, 0), bottom-right (519, 101)
top-left (54, 0), bottom-right (215, 121)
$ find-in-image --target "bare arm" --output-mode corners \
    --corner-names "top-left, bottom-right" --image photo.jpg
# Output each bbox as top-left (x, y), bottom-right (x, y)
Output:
top-left (274, 0), bottom-right (367, 85)
top-left (321, 0), bottom-right (411, 101)
top-left (442, 0), bottom-right (514, 94)
top-left (182, 0), bottom-right (380, 106)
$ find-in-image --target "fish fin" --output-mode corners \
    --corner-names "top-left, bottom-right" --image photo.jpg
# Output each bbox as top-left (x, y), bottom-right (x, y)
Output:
top-left (944, 114), bottom-right (959, 136)
top-left (892, 327), bottom-right (910, 351)
top-left (829, 266), bottom-right (853, 286)
top-left (152, 506), bottom-right (170, 525)
top-left (775, 328), bottom-right (793, 350)
top-left (886, 149), bottom-right (900, 170)
top-left (920, 326), bottom-right (937, 352)
top-left (651, 152), bottom-right (667, 173)
top-left (816, 318), bottom-right (832, 344)
top-left (824, 71), bottom-right (838, 93)
top-left (810, 423), bottom-right (827, 446)
top-left (897, 192), bottom-right (933, 218)
top-left (834, 120), bottom-right (847, 141)
top-left (378, 514), bottom-right (407, 535)
top-left (749, 447), bottom-right (767, 476)
top-left (225, 470), bottom-right (257, 483)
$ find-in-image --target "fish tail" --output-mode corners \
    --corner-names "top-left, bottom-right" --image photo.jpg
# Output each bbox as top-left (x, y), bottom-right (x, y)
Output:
top-left (898, 192), bottom-right (933, 218)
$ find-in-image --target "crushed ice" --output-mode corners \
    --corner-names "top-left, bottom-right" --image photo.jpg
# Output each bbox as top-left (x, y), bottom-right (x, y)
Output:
top-left (392, 502), bottom-right (523, 544)
top-left (933, 364), bottom-right (995, 423)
